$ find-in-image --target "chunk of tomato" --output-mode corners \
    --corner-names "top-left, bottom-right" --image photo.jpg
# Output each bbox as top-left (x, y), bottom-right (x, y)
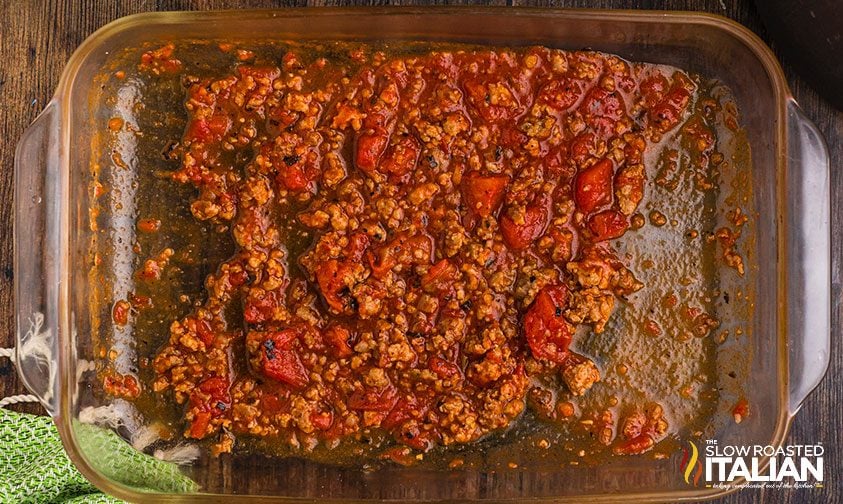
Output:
top-left (571, 132), bottom-right (597, 166)
top-left (188, 411), bottom-right (212, 439)
top-left (243, 288), bottom-right (282, 324)
top-left (428, 355), bottom-right (461, 380)
top-left (316, 259), bottom-right (352, 312)
top-left (537, 77), bottom-right (583, 111)
top-left (500, 204), bottom-right (549, 250)
top-left (463, 78), bottom-right (517, 123)
top-left (500, 126), bottom-right (528, 149)
top-left (588, 210), bottom-right (629, 242)
top-left (323, 324), bottom-right (354, 358)
top-left (348, 384), bottom-right (398, 412)
top-left (195, 319), bottom-right (214, 347)
top-left (421, 259), bottom-right (459, 293)
top-left (355, 128), bottom-right (389, 176)
top-left (648, 74), bottom-right (692, 132)
top-left (615, 435), bottom-right (655, 455)
top-left (580, 87), bottom-right (626, 137)
top-left (575, 158), bottom-right (614, 214)
top-left (258, 329), bottom-right (309, 390)
top-left (382, 396), bottom-right (423, 430)
top-left (523, 285), bottom-right (572, 363)
top-left (310, 410), bottom-right (334, 431)
top-left (380, 136), bottom-right (419, 177)
top-left (463, 172), bottom-right (508, 217)
top-left (187, 376), bottom-right (230, 439)
top-left (279, 157), bottom-right (318, 192)
top-left (186, 114), bottom-right (231, 144)
top-left (369, 233), bottom-right (433, 278)
top-left (639, 73), bottom-right (669, 108)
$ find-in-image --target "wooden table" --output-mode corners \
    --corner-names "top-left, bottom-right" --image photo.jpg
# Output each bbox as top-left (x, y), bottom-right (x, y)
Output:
top-left (0, 1), bottom-right (838, 502)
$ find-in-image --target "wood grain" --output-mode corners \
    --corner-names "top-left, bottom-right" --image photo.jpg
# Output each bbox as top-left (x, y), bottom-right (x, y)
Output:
top-left (0, 0), bottom-right (839, 502)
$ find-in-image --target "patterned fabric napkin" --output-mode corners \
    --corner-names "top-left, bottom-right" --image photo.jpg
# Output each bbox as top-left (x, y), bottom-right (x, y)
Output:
top-left (0, 408), bottom-right (121, 503)
top-left (0, 408), bottom-right (198, 503)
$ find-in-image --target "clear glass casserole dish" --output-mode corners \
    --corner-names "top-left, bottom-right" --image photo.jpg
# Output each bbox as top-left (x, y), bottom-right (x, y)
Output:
top-left (13, 7), bottom-right (830, 502)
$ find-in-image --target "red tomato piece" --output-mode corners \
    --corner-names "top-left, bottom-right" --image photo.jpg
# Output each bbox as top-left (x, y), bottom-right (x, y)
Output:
top-left (500, 125), bottom-right (528, 149)
top-left (500, 204), bottom-right (549, 250)
top-left (580, 87), bottom-right (626, 136)
top-left (639, 73), bottom-right (669, 107)
top-left (463, 78), bottom-right (517, 123)
top-left (268, 107), bottom-right (300, 129)
top-left (316, 259), bottom-right (350, 312)
top-left (406, 235), bottom-right (434, 263)
top-left (649, 96), bottom-right (687, 132)
top-left (355, 128), bottom-right (389, 175)
top-left (421, 259), bottom-right (459, 293)
top-left (310, 410), bottom-right (334, 431)
top-left (280, 164), bottom-right (310, 191)
top-left (186, 114), bottom-right (230, 143)
top-left (382, 397), bottom-right (421, 430)
top-left (732, 398), bottom-right (750, 421)
top-left (648, 75), bottom-right (692, 132)
top-left (260, 392), bottom-right (287, 414)
top-left (207, 114), bottom-right (231, 137)
top-left (380, 136), bottom-right (420, 177)
top-left (367, 251), bottom-right (396, 279)
top-left (189, 411), bottom-right (212, 439)
top-left (463, 172), bottom-right (508, 217)
top-left (543, 144), bottom-right (573, 180)
top-left (243, 288), bottom-right (282, 324)
top-left (186, 119), bottom-right (212, 143)
top-left (323, 324), bottom-right (354, 358)
top-left (347, 233), bottom-right (371, 260)
top-left (537, 77), bottom-right (583, 110)
top-left (428, 355), bottom-right (461, 380)
top-left (197, 376), bottom-right (230, 403)
top-left (195, 319), bottom-right (214, 347)
top-left (588, 210), bottom-right (629, 242)
top-left (137, 218), bottom-right (161, 234)
top-left (363, 109), bottom-right (390, 131)
top-left (523, 285), bottom-right (572, 363)
top-left (228, 268), bottom-right (249, 288)
top-left (369, 233), bottom-right (433, 278)
top-left (276, 150), bottom-right (320, 192)
top-left (570, 132), bottom-right (597, 166)
top-left (187, 376), bottom-right (230, 438)
top-left (575, 158), bottom-right (614, 214)
top-left (259, 329), bottom-right (309, 389)
top-left (112, 300), bottom-right (130, 326)
top-left (615, 435), bottom-right (655, 455)
top-left (348, 384), bottom-right (398, 412)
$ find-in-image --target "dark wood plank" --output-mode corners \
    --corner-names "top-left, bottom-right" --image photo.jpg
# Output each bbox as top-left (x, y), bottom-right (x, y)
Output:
top-left (1, 1), bottom-right (839, 502)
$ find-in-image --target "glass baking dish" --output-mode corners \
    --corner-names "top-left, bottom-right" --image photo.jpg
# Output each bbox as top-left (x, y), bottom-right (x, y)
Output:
top-left (13, 7), bottom-right (830, 502)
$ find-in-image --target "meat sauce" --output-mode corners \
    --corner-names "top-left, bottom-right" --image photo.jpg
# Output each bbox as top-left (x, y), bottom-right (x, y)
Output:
top-left (104, 41), bottom-right (749, 464)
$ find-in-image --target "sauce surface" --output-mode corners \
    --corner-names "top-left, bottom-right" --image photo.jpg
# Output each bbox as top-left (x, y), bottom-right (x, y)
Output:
top-left (99, 41), bottom-right (750, 466)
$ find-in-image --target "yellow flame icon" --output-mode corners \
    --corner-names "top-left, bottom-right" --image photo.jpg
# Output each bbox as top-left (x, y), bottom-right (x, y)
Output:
top-left (683, 441), bottom-right (699, 484)
top-left (679, 441), bottom-right (704, 486)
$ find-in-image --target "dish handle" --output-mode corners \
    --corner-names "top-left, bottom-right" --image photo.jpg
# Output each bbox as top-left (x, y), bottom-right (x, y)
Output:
top-left (13, 100), bottom-right (61, 417)
top-left (786, 100), bottom-right (831, 415)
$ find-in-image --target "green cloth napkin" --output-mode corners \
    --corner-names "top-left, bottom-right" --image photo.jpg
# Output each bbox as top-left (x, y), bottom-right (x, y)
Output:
top-left (0, 408), bottom-right (199, 503)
